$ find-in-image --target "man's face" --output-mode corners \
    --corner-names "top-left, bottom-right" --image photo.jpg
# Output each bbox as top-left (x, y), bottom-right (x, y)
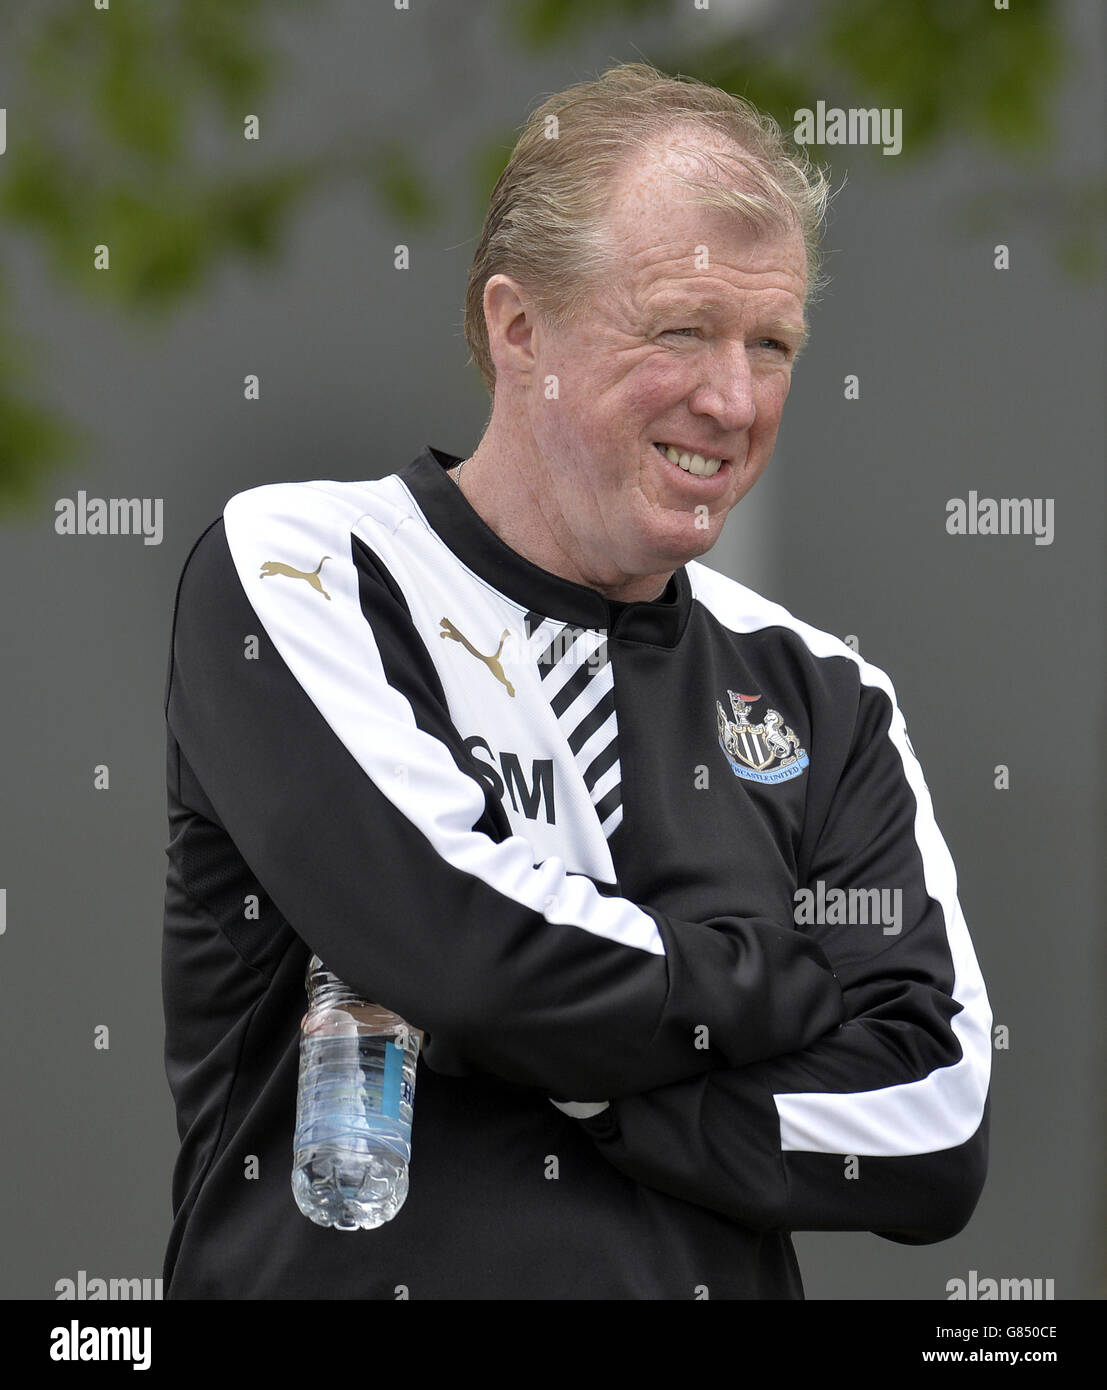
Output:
top-left (520, 143), bottom-right (808, 600)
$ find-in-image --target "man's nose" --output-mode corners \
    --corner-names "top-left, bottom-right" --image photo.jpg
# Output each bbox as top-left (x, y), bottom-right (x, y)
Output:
top-left (687, 342), bottom-right (758, 432)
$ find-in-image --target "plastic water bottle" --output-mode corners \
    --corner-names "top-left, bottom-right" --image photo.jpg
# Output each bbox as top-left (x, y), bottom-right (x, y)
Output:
top-left (291, 956), bottom-right (420, 1231)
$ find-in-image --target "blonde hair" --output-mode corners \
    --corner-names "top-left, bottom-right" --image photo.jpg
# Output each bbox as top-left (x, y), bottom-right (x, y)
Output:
top-left (464, 62), bottom-right (830, 394)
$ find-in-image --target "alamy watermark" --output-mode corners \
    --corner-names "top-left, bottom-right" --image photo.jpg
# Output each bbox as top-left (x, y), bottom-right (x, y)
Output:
top-left (946, 492), bottom-right (1054, 546)
top-left (946, 1269), bottom-right (1055, 1300)
top-left (794, 880), bottom-right (902, 935)
top-left (55, 1269), bottom-right (163, 1300)
top-left (55, 491), bottom-right (164, 545)
top-left (793, 101), bottom-right (903, 156)
top-left (443, 620), bottom-right (609, 679)
top-left (49, 1321), bottom-right (151, 1371)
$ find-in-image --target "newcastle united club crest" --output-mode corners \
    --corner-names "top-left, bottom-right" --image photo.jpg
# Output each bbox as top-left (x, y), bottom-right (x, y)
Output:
top-left (716, 690), bottom-right (810, 785)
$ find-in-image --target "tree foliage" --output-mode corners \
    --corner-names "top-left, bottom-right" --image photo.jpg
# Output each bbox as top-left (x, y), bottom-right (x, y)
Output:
top-left (0, 0), bottom-right (1095, 510)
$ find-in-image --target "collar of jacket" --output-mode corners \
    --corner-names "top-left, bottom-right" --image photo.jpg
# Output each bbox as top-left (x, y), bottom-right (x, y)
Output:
top-left (398, 444), bottom-right (693, 649)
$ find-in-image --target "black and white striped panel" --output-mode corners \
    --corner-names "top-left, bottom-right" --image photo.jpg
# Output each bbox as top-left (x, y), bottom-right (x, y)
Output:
top-left (526, 611), bottom-right (623, 838)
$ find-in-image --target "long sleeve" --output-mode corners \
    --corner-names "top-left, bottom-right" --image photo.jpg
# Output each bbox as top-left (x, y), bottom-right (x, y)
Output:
top-left (575, 664), bottom-right (991, 1242)
top-left (164, 485), bottom-right (844, 1104)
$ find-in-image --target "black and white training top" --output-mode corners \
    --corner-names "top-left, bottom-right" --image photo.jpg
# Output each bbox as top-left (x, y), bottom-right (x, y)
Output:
top-left (161, 445), bottom-right (991, 1300)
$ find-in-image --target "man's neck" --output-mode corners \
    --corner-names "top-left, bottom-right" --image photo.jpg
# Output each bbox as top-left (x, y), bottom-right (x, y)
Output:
top-left (451, 430), bottom-right (673, 605)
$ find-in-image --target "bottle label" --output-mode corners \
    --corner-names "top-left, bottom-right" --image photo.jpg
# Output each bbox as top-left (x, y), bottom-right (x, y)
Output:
top-left (381, 1036), bottom-right (404, 1120)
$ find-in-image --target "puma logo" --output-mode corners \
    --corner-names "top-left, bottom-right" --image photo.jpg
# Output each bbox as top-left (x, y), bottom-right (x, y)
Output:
top-left (258, 556), bottom-right (332, 600)
top-left (440, 617), bottom-right (515, 697)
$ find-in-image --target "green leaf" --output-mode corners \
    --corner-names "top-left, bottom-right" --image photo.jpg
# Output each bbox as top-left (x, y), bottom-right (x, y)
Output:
top-left (369, 145), bottom-right (438, 227)
top-left (0, 389), bottom-right (87, 513)
top-left (509, 0), bottom-right (664, 48)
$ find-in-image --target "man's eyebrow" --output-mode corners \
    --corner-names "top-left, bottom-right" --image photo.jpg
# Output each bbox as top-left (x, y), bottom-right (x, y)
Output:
top-left (646, 298), bottom-right (809, 350)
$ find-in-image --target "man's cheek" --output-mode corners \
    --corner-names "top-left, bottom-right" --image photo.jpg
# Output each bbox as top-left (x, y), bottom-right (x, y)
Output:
top-left (767, 371), bottom-right (793, 409)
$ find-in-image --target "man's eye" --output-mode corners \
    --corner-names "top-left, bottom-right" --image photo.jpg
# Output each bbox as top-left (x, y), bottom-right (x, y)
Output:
top-left (757, 338), bottom-right (792, 355)
top-left (662, 327), bottom-right (698, 337)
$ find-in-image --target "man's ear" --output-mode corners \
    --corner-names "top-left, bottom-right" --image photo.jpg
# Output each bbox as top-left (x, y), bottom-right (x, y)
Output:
top-left (484, 275), bottom-right (539, 383)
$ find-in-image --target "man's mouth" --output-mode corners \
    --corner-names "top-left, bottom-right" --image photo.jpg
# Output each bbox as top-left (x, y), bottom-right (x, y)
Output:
top-left (653, 442), bottom-right (725, 478)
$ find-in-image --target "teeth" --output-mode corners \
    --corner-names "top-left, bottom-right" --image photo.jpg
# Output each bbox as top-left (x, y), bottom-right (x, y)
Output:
top-left (659, 443), bottom-right (722, 477)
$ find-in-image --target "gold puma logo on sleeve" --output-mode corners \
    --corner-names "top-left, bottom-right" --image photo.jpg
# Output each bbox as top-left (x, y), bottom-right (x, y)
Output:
top-left (258, 556), bottom-right (332, 599)
top-left (440, 617), bottom-right (515, 697)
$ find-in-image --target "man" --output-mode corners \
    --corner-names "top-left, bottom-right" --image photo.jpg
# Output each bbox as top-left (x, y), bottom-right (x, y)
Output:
top-left (162, 64), bottom-right (991, 1299)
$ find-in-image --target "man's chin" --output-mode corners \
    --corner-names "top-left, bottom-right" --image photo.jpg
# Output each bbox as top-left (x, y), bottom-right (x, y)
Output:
top-left (640, 514), bottom-right (725, 568)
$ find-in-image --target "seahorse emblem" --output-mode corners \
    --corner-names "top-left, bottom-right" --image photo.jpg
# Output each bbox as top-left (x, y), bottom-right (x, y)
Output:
top-left (762, 709), bottom-right (803, 761)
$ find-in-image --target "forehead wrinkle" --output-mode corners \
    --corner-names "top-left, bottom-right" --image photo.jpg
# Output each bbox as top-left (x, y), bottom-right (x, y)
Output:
top-left (638, 275), bottom-right (807, 323)
top-left (618, 248), bottom-right (807, 302)
top-left (589, 159), bottom-right (808, 339)
top-left (602, 147), bottom-right (785, 245)
top-left (603, 203), bottom-right (807, 292)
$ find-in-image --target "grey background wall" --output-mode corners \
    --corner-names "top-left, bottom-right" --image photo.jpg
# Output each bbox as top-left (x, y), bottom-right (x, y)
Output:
top-left (0, 0), bottom-right (1102, 1302)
